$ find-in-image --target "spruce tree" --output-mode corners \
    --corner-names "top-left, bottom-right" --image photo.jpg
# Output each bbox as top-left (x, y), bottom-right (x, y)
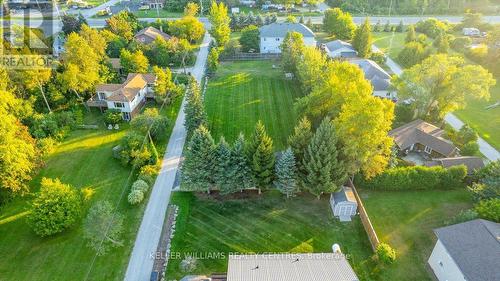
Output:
top-left (247, 121), bottom-right (274, 192)
top-left (288, 117), bottom-right (313, 189)
top-left (214, 137), bottom-right (234, 194)
top-left (352, 18), bottom-right (372, 58)
top-left (230, 134), bottom-right (254, 191)
top-left (433, 32), bottom-right (449, 53)
top-left (184, 78), bottom-right (207, 136)
top-left (181, 125), bottom-right (216, 193)
top-left (396, 20), bottom-right (404, 32)
top-left (302, 118), bottom-right (347, 199)
top-left (383, 20), bottom-right (391, 32)
top-left (274, 148), bottom-right (298, 198)
top-left (405, 25), bottom-right (417, 43)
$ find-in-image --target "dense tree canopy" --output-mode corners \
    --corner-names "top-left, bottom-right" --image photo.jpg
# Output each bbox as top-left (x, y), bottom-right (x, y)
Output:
top-left (208, 0), bottom-right (231, 47)
top-left (239, 25), bottom-right (260, 52)
top-left (352, 18), bottom-right (372, 58)
top-left (323, 8), bottom-right (356, 40)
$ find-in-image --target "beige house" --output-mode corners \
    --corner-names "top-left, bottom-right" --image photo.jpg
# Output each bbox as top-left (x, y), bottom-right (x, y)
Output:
top-left (134, 26), bottom-right (171, 45)
top-left (87, 73), bottom-right (156, 121)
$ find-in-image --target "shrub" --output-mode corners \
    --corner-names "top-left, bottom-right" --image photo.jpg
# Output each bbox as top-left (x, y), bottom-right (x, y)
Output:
top-left (461, 141), bottom-right (479, 156)
top-left (28, 178), bottom-right (83, 237)
top-left (475, 198), bottom-right (500, 222)
top-left (140, 164), bottom-right (160, 177)
top-left (132, 179), bottom-right (149, 193)
top-left (128, 189), bottom-right (144, 205)
top-left (415, 18), bottom-right (449, 38)
top-left (37, 137), bottom-right (57, 156)
top-left (239, 25), bottom-right (260, 53)
top-left (358, 165), bottom-right (467, 190)
top-left (451, 36), bottom-right (472, 53)
top-left (377, 243), bottom-right (397, 264)
top-left (468, 182), bottom-right (500, 202)
top-left (444, 209), bottom-right (478, 225)
top-left (397, 42), bottom-right (432, 68)
top-left (369, 52), bottom-right (386, 65)
top-left (138, 174), bottom-right (155, 186)
top-left (104, 109), bottom-right (122, 125)
top-left (30, 111), bottom-right (76, 140)
top-left (467, 45), bottom-right (488, 64)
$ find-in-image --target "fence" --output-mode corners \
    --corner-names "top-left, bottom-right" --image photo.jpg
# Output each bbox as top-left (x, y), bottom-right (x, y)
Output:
top-left (220, 53), bottom-right (281, 61)
top-left (347, 179), bottom-right (380, 252)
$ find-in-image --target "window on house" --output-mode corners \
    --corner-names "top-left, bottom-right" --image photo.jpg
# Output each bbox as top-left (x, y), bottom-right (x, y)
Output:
top-left (424, 146), bottom-right (432, 154)
top-left (114, 102), bottom-right (124, 108)
top-left (123, 112), bottom-right (131, 121)
top-left (276, 38), bottom-right (280, 41)
top-left (98, 92), bottom-right (106, 100)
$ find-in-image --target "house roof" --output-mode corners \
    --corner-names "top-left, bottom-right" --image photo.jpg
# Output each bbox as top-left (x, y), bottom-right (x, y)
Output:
top-left (425, 156), bottom-right (485, 173)
top-left (325, 40), bottom-right (356, 53)
top-left (350, 59), bottom-right (391, 91)
top-left (434, 219), bottom-right (500, 281)
top-left (96, 73), bottom-right (154, 102)
top-left (333, 186), bottom-right (356, 204)
top-left (134, 26), bottom-right (171, 42)
top-left (226, 253), bottom-right (359, 281)
top-left (108, 58), bottom-right (122, 69)
top-left (389, 119), bottom-right (458, 157)
top-left (259, 23), bottom-right (315, 38)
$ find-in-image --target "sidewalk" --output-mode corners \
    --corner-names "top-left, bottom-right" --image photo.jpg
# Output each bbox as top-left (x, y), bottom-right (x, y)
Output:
top-left (123, 33), bottom-right (211, 281)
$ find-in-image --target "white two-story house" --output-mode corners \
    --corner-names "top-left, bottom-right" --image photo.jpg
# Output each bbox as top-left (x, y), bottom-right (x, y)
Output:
top-left (259, 23), bottom-right (316, 54)
top-left (88, 73), bottom-right (156, 121)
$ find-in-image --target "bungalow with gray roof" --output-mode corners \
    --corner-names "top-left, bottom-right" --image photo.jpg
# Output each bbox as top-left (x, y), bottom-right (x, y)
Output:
top-left (351, 58), bottom-right (396, 100)
top-left (389, 119), bottom-right (459, 158)
top-left (428, 219), bottom-right (499, 281)
top-left (322, 40), bottom-right (358, 59)
top-left (259, 23), bottom-right (316, 54)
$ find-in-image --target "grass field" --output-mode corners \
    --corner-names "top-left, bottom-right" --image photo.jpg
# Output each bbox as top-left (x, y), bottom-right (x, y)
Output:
top-left (166, 191), bottom-right (377, 280)
top-left (361, 189), bottom-right (472, 281)
top-left (0, 96), bottom-right (184, 280)
top-left (205, 60), bottom-right (303, 149)
top-left (134, 9), bottom-right (183, 18)
top-left (372, 32), bottom-right (407, 59)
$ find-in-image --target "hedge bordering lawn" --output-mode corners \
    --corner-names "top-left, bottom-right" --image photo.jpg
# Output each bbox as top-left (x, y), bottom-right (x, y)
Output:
top-left (357, 165), bottom-right (467, 190)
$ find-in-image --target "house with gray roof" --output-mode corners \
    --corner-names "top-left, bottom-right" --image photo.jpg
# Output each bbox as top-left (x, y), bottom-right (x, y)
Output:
top-left (428, 219), bottom-right (500, 281)
top-left (350, 58), bottom-right (396, 100)
top-left (389, 119), bottom-right (459, 158)
top-left (259, 23), bottom-right (316, 53)
top-left (226, 253), bottom-right (359, 281)
top-left (323, 40), bottom-right (358, 59)
top-left (425, 156), bottom-right (485, 174)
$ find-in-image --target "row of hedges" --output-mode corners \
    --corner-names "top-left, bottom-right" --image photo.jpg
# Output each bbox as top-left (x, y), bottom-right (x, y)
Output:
top-left (357, 165), bottom-right (467, 190)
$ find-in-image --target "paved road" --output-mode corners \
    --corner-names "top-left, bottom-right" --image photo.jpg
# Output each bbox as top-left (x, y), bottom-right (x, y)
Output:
top-left (374, 44), bottom-right (500, 161)
top-left (123, 33), bottom-right (211, 281)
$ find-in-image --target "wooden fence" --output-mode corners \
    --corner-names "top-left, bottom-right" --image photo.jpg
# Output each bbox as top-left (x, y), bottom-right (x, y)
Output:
top-left (220, 53), bottom-right (281, 61)
top-left (347, 179), bottom-right (380, 252)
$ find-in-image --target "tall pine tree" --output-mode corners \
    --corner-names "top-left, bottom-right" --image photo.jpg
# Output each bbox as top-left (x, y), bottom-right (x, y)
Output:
top-left (181, 125), bottom-right (215, 193)
top-left (288, 117), bottom-right (313, 190)
top-left (184, 78), bottom-right (207, 136)
top-left (230, 133), bottom-right (254, 191)
top-left (302, 118), bottom-right (346, 199)
top-left (274, 148), bottom-right (298, 198)
top-left (247, 121), bottom-right (274, 192)
top-left (405, 25), bottom-right (417, 43)
top-left (214, 136), bottom-right (234, 194)
top-left (352, 17), bottom-right (372, 58)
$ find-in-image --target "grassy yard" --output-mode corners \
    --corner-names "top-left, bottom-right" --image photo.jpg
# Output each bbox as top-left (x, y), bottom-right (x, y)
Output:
top-left (205, 60), bottom-right (302, 149)
top-left (166, 191), bottom-right (377, 280)
top-left (361, 189), bottom-right (472, 281)
top-left (372, 32), bottom-right (407, 58)
top-left (134, 9), bottom-right (183, 18)
top-left (0, 96), bottom-right (184, 280)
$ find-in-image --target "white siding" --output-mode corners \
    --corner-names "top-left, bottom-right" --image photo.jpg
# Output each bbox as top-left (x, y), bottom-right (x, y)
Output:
top-left (428, 240), bottom-right (467, 281)
top-left (260, 36), bottom-right (316, 53)
top-left (373, 90), bottom-right (397, 100)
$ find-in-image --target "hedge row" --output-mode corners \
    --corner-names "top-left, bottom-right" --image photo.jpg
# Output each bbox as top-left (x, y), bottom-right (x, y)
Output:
top-left (358, 165), bottom-right (467, 190)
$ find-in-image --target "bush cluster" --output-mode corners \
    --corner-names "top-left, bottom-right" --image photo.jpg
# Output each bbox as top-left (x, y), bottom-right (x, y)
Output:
top-left (358, 165), bottom-right (467, 190)
top-left (30, 111), bottom-right (76, 140)
top-left (376, 243), bottom-right (397, 264)
top-left (127, 179), bottom-right (150, 205)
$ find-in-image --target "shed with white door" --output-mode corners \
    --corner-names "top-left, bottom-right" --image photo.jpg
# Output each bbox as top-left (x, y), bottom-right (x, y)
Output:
top-left (330, 186), bottom-right (358, 221)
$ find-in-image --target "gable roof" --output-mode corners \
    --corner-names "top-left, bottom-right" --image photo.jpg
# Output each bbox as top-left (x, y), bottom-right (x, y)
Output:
top-left (350, 58), bottom-right (392, 91)
top-left (259, 23), bottom-right (315, 38)
top-left (425, 156), bottom-right (485, 173)
top-left (96, 73), bottom-right (154, 102)
top-left (134, 26), bottom-right (171, 42)
top-left (434, 219), bottom-right (500, 281)
top-left (325, 40), bottom-right (356, 52)
top-left (227, 253), bottom-right (359, 281)
top-left (389, 119), bottom-right (458, 157)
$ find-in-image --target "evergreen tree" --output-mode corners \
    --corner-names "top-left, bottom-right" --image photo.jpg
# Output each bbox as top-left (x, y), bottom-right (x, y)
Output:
top-left (396, 20), bottom-right (405, 32)
top-left (302, 118), bottom-right (346, 199)
top-left (230, 133), bottom-right (254, 191)
top-left (214, 137), bottom-right (234, 194)
top-left (352, 18), bottom-right (372, 58)
top-left (373, 20), bottom-right (381, 32)
top-left (405, 25), bottom-right (417, 43)
top-left (247, 121), bottom-right (274, 192)
top-left (433, 32), bottom-right (449, 54)
top-left (288, 117), bottom-right (313, 189)
top-left (184, 78), bottom-right (207, 136)
top-left (181, 125), bottom-right (216, 193)
top-left (383, 20), bottom-right (392, 32)
top-left (274, 148), bottom-right (298, 198)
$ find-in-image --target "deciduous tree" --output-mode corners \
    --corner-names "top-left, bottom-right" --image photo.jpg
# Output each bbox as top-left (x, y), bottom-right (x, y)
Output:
top-left (352, 18), bottom-right (372, 58)
top-left (120, 49), bottom-right (149, 74)
top-left (281, 31), bottom-right (305, 74)
top-left (208, 1), bottom-right (231, 47)
top-left (323, 8), bottom-right (356, 40)
top-left (296, 47), bottom-right (327, 94)
top-left (239, 25), bottom-right (260, 52)
top-left (83, 200), bottom-right (124, 256)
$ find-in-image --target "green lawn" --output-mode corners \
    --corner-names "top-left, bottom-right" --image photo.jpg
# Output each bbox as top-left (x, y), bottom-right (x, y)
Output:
top-left (166, 191), bottom-right (377, 280)
top-left (205, 60), bottom-right (302, 149)
top-left (0, 96), bottom-right (184, 280)
top-left (361, 189), bottom-right (472, 281)
top-left (372, 32), bottom-right (407, 58)
top-left (134, 9), bottom-right (183, 18)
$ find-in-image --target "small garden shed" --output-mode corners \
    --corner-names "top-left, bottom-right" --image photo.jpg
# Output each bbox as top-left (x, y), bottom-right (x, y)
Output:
top-left (330, 186), bottom-right (358, 222)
